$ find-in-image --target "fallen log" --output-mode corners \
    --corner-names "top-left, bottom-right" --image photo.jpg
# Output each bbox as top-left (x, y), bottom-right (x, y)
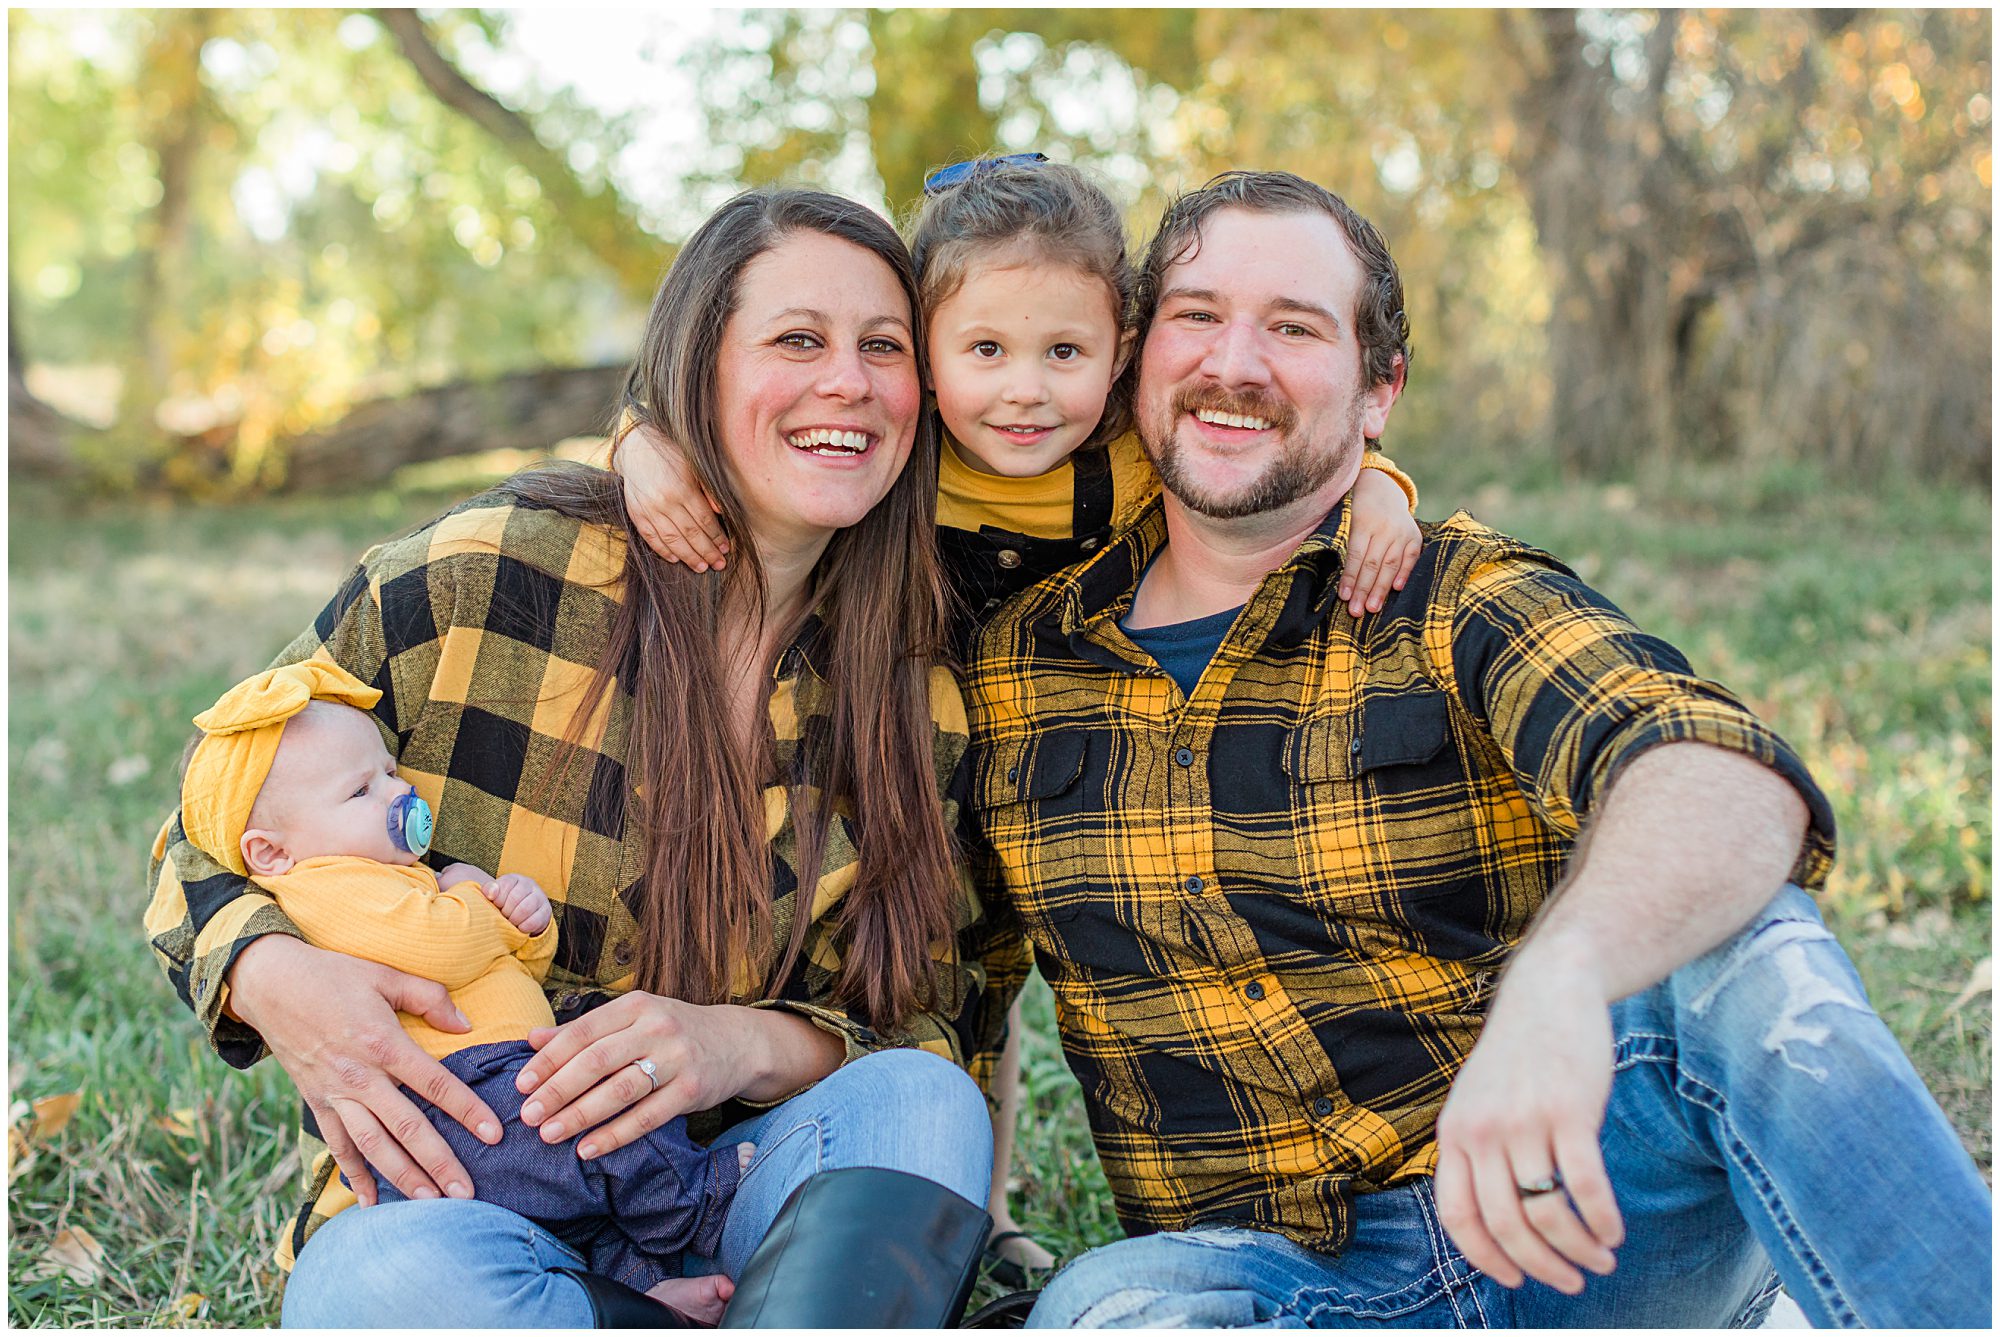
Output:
top-left (281, 362), bottom-right (628, 490)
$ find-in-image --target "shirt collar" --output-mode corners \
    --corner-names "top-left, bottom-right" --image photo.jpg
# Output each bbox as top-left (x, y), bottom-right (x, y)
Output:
top-left (777, 612), bottom-right (830, 682)
top-left (1062, 492), bottom-right (1356, 621)
top-left (1049, 491), bottom-right (1356, 668)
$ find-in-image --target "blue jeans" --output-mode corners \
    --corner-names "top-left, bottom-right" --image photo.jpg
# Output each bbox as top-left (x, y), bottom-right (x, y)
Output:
top-left (1030, 887), bottom-right (1992, 1329)
top-left (280, 1048), bottom-right (993, 1327)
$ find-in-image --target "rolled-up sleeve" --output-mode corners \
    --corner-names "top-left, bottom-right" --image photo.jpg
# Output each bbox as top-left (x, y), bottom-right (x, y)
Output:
top-left (1442, 547), bottom-right (1836, 888)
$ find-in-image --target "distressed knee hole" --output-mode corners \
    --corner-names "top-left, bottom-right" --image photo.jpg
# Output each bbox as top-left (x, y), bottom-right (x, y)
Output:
top-left (1690, 920), bottom-right (1870, 1081)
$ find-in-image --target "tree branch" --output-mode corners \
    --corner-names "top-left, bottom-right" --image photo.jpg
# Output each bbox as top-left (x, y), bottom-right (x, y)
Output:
top-left (372, 8), bottom-right (666, 297)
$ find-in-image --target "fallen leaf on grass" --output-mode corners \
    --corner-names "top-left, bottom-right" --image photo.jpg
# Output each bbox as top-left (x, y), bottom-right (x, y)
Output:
top-left (174, 1293), bottom-right (206, 1320)
top-left (30, 1092), bottom-right (81, 1139)
top-left (1945, 957), bottom-right (1992, 1015)
top-left (7, 1128), bottom-right (35, 1184)
top-left (153, 1108), bottom-right (199, 1139)
top-left (8, 1091), bottom-right (83, 1182)
top-left (27, 1226), bottom-right (106, 1286)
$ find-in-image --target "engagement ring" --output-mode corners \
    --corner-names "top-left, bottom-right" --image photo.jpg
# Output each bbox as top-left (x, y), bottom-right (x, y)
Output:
top-left (631, 1057), bottom-right (659, 1092)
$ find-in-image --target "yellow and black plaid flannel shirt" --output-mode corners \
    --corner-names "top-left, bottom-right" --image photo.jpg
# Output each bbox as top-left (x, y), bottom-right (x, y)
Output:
top-left (963, 496), bottom-right (1835, 1254)
top-left (143, 480), bottom-right (982, 1270)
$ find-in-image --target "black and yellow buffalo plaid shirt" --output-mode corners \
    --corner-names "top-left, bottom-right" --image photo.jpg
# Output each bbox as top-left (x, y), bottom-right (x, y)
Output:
top-left (963, 497), bottom-right (1835, 1253)
top-left (143, 480), bottom-right (981, 1270)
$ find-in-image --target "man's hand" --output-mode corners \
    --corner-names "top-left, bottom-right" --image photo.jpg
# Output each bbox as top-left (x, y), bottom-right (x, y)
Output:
top-left (1432, 957), bottom-right (1624, 1294)
top-left (480, 872), bottom-right (552, 936)
top-left (228, 934), bottom-right (501, 1205)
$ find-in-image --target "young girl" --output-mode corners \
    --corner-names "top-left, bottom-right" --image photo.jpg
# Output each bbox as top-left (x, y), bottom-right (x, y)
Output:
top-left (613, 156), bottom-right (1424, 1281)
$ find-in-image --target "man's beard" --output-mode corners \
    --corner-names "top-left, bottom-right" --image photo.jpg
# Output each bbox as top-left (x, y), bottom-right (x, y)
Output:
top-left (1143, 386), bottom-right (1363, 520)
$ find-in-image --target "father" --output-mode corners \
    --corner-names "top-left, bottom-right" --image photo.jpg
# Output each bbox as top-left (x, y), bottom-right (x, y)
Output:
top-left (963, 171), bottom-right (1990, 1328)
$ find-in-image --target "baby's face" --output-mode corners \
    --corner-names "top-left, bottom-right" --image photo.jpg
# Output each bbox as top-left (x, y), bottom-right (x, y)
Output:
top-left (257, 702), bottom-right (421, 866)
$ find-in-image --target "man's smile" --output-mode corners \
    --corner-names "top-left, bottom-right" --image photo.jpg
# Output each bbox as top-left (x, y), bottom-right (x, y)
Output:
top-left (1192, 407), bottom-right (1274, 432)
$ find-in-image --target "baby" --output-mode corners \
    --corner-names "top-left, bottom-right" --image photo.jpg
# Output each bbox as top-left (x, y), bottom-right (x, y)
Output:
top-left (181, 659), bottom-right (747, 1320)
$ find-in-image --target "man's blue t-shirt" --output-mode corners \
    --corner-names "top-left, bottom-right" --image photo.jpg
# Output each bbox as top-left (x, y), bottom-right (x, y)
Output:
top-left (1121, 603), bottom-right (1245, 698)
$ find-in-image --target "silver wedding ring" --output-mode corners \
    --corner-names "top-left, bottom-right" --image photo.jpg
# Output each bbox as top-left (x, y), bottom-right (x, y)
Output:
top-left (631, 1058), bottom-right (659, 1092)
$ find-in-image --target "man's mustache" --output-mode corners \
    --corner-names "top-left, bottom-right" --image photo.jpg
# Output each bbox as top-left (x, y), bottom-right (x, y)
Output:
top-left (1171, 387), bottom-right (1299, 434)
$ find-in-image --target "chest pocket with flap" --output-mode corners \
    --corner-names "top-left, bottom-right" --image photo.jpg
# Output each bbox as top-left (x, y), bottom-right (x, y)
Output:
top-left (979, 729), bottom-right (1089, 811)
top-left (1282, 687), bottom-right (1453, 784)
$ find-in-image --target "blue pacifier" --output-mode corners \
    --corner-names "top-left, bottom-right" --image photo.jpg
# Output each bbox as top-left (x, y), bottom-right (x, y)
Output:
top-left (388, 791), bottom-right (433, 858)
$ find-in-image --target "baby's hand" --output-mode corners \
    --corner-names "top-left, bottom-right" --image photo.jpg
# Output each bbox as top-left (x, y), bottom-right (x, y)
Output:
top-left (436, 862), bottom-right (494, 892)
top-left (1340, 466), bottom-right (1423, 616)
top-left (481, 873), bottom-right (552, 937)
top-left (616, 419), bottom-right (730, 572)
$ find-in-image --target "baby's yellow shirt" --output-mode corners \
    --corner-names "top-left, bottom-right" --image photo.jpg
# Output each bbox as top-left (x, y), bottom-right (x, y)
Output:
top-left (256, 857), bottom-right (559, 1061)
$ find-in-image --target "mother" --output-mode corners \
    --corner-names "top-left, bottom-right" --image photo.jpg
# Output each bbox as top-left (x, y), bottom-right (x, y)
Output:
top-left (143, 189), bottom-right (994, 1324)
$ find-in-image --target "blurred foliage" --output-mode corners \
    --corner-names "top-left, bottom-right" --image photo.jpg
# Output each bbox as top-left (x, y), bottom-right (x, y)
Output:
top-left (8, 9), bottom-right (648, 489)
top-left (688, 7), bottom-right (1991, 477)
top-left (7, 8), bottom-right (1992, 489)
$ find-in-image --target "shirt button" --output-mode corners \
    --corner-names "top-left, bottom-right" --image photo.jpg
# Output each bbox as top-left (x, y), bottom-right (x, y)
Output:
top-left (1183, 875), bottom-right (1204, 894)
top-left (1007, 765), bottom-right (1019, 782)
top-left (1080, 536), bottom-right (1101, 551)
top-left (1311, 1096), bottom-right (1334, 1118)
top-left (613, 942), bottom-right (633, 967)
top-left (1174, 746), bottom-right (1195, 767)
top-left (1350, 734), bottom-right (1363, 758)
top-left (558, 992), bottom-right (580, 1011)
top-left (997, 549), bottom-right (1023, 569)
top-left (1245, 981), bottom-right (1265, 1002)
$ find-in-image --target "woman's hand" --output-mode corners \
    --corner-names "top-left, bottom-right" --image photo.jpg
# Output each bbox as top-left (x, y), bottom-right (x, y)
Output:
top-left (515, 993), bottom-right (841, 1159)
top-left (1339, 465), bottom-right (1423, 616)
top-left (615, 420), bottom-right (731, 572)
top-left (228, 934), bottom-right (502, 1205)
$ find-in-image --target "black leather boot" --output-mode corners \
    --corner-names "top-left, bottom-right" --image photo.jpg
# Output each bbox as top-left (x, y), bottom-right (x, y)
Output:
top-left (720, 1167), bottom-right (992, 1328)
top-left (552, 1267), bottom-right (696, 1328)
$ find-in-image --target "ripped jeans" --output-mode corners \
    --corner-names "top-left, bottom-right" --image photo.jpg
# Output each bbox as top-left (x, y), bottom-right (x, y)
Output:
top-left (1031, 886), bottom-right (1992, 1329)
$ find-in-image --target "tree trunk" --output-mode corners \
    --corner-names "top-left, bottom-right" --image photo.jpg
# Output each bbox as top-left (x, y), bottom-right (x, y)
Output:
top-left (122, 8), bottom-right (210, 448)
top-left (279, 363), bottom-right (628, 491)
top-left (1507, 11), bottom-right (1700, 470)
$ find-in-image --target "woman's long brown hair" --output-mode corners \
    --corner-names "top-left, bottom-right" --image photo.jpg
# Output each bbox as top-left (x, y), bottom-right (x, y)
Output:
top-left (502, 189), bottom-right (958, 1032)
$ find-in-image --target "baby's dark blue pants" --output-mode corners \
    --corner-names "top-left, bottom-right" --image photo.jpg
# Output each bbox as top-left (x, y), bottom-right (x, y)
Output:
top-left (365, 1040), bottom-right (742, 1291)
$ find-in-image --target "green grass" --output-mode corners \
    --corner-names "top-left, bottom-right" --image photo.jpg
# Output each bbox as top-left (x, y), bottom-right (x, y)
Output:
top-left (8, 451), bottom-right (1990, 1325)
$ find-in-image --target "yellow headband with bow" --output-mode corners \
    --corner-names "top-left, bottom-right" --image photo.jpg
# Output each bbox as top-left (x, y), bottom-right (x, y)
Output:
top-left (181, 659), bottom-right (383, 876)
